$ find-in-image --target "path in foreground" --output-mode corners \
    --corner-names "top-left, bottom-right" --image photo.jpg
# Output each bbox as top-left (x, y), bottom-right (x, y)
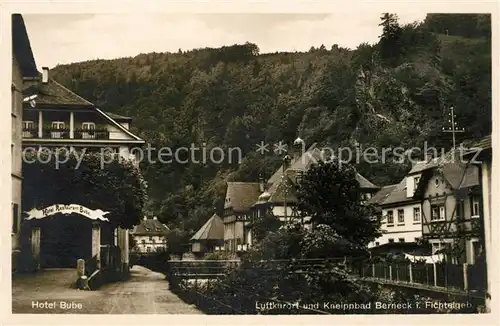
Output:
top-left (12, 265), bottom-right (203, 314)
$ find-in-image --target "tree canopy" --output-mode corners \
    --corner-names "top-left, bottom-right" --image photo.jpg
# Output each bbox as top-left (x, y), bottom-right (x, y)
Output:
top-left (50, 13), bottom-right (492, 233)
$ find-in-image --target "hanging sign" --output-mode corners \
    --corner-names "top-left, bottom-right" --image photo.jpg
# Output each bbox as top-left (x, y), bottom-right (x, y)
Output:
top-left (25, 204), bottom-right (110, 222)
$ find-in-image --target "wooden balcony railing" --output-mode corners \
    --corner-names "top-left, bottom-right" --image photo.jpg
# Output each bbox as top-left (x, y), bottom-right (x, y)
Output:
top-left (74, 128), bottom-right (110, 140)
top-left (21, 127), bottom-right (110, 140)
top-left (43, 127), bottom-right (70, 139)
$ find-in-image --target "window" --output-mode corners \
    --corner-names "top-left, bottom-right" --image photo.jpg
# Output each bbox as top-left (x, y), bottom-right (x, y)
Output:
top-left (413, 207), bottom-right (421, 222)
top-left (388, 238), bottom-right (394, 243)
top-left (431, 205), bottom-right (445, 221)
top-left (22, 121), bottom-right (35, 138)
top-left (12, 203), bottom-right (19, 234)
top-left (399, 238), bottom-right (405, 243)
top-left (386, 210), bottom-right (394, 225)
top-left (472, 197), bottom-right (480, 218)
top-left (415, 237), bottom-right (421, 242)
top-left (81, 122), bottom-right (96, 139)
top-left (435, 178), bottom-right (439, 187)
top-left (397, 209), bottom-right (405, 224)
top-left (146, 247), bottom-right (151, 253)
top-left (414, 176), bottom-right (420, 191)
top-left (141, 239), bottom-right (146, 244)
top-left (51, 121), bottom-right (65, 139)
top-left (375, 242), bottom-right (380, 246)
top-left (471, 240), bottom-right (481, 264)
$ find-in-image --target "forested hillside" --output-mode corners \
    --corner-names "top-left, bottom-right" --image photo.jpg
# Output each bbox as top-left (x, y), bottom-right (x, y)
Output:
top-left (51, 14), bottom-right (491, 234)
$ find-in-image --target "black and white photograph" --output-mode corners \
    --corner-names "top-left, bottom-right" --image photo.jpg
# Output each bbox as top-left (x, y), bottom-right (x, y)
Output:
top-left (5, 1), bottom-right (496, 321)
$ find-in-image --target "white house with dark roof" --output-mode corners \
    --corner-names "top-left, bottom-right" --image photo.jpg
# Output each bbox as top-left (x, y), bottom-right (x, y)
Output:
top-left (19, 63), bottom-right (145, 272)
top-left (131, 217), bottom-right (170, 253)
top-left (21, 75), bottom-right (144, 163)
top-left (367, 178), bottom-right (423, 249)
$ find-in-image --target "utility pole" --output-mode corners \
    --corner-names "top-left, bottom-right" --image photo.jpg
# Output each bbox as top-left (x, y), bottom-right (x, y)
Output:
top-left (442, 106), bottom-right (465, 150)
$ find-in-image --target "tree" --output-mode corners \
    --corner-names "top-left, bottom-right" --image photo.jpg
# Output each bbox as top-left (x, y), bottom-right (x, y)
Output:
top-left (22, 151), bottom-right (148, 229)
top-left (296, 160), bottom-right (381, 246)
top-left (378, 13), bottom-right (403, 66)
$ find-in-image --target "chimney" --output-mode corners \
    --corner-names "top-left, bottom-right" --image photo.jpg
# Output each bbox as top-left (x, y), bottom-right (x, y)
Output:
top-left (42, 67), bottom-right (49, 84)
top-left (425, 151), bottom-right (433, 162)
top-left (259, 174), bottom-right (265, 192)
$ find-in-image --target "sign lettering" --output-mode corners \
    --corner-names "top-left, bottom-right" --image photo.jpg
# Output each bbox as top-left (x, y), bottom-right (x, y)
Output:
top-left (25, 204), bottom-right (110, 222)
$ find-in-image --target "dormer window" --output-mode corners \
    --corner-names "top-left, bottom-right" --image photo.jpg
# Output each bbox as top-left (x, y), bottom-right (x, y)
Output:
top-left (414, 176), bottom-right (420, 190)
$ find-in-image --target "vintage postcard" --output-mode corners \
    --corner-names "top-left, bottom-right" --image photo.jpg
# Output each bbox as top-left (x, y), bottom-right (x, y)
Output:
top-left (2, 0), bottom-right (497, 325)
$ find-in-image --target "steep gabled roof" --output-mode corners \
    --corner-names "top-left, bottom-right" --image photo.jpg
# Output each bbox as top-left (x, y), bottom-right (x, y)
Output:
top-left (132, 218), bottom-right (170, 236)
top-left (355, 173), bottom-right (379, 190)
top-left (224, 182), bottom-right (261, 212)
top-left (268, 175), bottom-right (298, 204)
top-left (190, 213), bottom-right (224, 241)
top-left (23, 79), bottom-right (94, 107)
top-left (267, 147), bottom-right (378, 192)
top-left (367, 184), bottom-right (398, 206)
top-left (380, 177), bottom-right (415, 206)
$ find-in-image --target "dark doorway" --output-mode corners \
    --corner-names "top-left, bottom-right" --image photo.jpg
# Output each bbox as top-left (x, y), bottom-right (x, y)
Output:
top-left (39, 214), bottom-right (92, 268)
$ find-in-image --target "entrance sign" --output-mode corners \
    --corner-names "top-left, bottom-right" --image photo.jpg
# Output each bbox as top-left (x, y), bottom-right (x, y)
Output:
top-left (25, 204), bottom-right (110, 221)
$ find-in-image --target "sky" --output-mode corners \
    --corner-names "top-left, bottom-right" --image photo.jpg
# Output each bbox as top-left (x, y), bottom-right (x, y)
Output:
top-left (23, 13), bottom-right (427, 69)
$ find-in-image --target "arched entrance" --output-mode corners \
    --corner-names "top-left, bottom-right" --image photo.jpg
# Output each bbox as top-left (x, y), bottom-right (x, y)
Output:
top-left (22, 204), bottom-right (110, 269)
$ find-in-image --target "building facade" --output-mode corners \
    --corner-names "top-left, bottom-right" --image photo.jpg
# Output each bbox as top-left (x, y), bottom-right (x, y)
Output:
top-left (130, 217), bottom-right (169, 253)
top-left (414, 150), bottom-right (480, 264)
top-left (19, 69), bottom-right (145, 272)
top-left (222, 182), bottom-right (261, 254)
top-left (367, 177), bottom-right (423, 249)
top-left (11, 14), bottom-right (38, 271)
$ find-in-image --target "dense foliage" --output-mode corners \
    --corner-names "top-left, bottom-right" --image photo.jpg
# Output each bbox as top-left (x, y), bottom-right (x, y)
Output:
top-left (50, 14), bottom-right (491, 233)
top-left (297, 161), bottom-right (381, 246)
top-left (22, 151), bottom-right (148, 229)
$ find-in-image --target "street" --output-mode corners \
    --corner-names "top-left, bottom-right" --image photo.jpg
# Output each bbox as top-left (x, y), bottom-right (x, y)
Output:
top-left (12, 265), bottom-right (203, 314)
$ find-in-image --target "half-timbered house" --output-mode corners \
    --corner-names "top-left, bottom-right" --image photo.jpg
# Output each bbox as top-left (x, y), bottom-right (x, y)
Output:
top-left (413, 150), bottom-right (480, 264)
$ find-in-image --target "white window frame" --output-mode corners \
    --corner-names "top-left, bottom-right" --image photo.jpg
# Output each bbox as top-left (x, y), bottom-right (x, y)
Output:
top-left (414, 176), bottom-right (420, 191)
top-left (472, 197), bottom-right (480, 218)
top-left (397, 209), bottom-right (405, 224)
top-left (431, 204), bottom-right (446, 222)
top-left (413, 207), bottom-right (421, 222)
top-left (81, 122), bottom-right (96, 139)
top-left (386, 210), bottom-right (394, 226)
top-left (470, 239), bottom-right (480, 264)
top-left (51, 121), bottom-right (65, 139)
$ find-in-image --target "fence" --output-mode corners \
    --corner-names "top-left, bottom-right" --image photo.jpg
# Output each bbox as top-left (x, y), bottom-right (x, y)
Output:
top-left (351, 260), bottom-right (485, 293)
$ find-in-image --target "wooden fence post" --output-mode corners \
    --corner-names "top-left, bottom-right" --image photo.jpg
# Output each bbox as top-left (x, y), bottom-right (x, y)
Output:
top-left (463, 263), bottom-right (468, 291)
top-left (409, 263), bottom-right (413, 283)
top-left (433, 263), bottom-right (437, 287)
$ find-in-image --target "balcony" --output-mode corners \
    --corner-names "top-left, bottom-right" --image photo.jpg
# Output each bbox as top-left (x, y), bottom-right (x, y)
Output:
top-left (22, 126), bottom-right (110, 140)
top-left (74, 128), bottom-right (110, 140)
